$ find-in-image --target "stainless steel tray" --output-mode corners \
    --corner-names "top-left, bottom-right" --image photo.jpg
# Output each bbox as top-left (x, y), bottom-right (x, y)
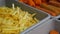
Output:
top-left (4, 0), bottom-right (51, 34)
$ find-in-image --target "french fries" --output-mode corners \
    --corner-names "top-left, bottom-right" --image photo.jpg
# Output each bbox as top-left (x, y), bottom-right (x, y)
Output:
top-left (0, 4), bottom-right (38, 34)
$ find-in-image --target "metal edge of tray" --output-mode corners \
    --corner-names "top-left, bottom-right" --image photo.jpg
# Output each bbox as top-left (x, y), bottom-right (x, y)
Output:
top-left (5, 0), bottom-right (51, 34)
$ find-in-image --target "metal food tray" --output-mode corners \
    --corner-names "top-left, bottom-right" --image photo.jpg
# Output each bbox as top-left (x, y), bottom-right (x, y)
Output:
top-left (1, 0), bottom-right (51, 34)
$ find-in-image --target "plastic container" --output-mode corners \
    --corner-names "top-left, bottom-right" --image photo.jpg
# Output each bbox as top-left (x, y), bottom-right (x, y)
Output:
top-left (1, 0), bottom-right (51, 34)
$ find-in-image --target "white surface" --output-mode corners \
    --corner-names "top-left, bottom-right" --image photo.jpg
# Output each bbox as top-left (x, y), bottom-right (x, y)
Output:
top-left (25, 19), bottom-right (54, 34)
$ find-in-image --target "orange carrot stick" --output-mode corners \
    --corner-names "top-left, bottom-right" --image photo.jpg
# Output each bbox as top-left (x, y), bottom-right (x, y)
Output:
top-left (33, 0), bottom-right (41, 5)
top-left (28, 0), bottom-right (35, 7)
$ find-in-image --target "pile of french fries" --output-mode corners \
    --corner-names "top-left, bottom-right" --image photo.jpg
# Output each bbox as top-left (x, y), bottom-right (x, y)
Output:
top-left (0, 4), bottom-right (38, 34)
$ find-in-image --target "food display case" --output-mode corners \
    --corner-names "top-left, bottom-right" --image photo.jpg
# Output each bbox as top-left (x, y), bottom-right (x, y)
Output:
top-left (0, 0), bottom-right (60, 34)
top-left (0, 0), bottom-right (52, 34)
